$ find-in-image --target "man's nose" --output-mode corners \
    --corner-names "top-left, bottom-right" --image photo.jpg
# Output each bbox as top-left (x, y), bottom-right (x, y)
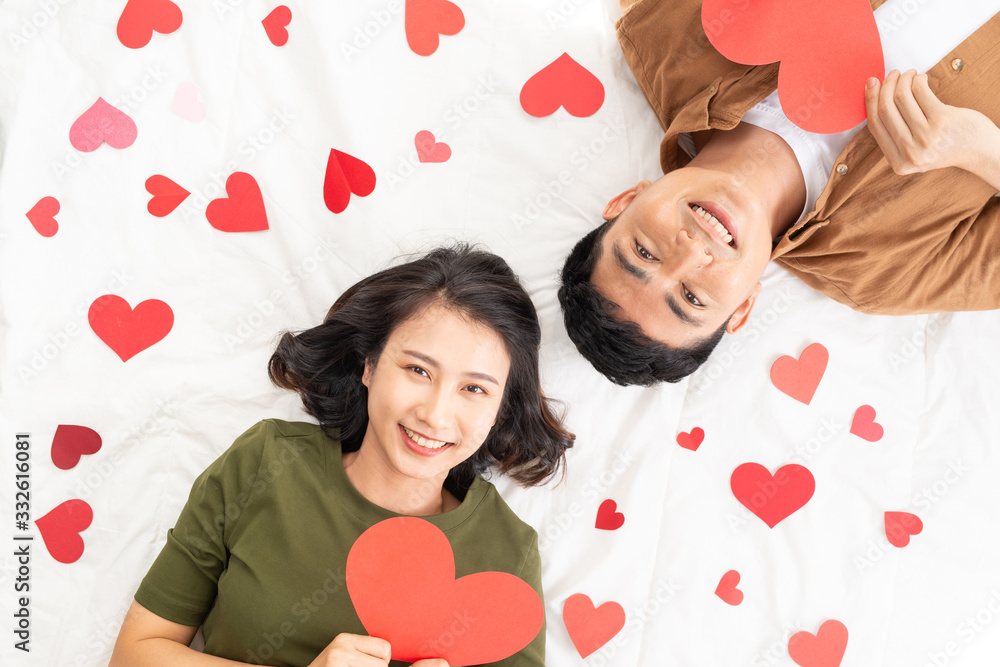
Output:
top-left (664, 230), bottom-right (711, 279)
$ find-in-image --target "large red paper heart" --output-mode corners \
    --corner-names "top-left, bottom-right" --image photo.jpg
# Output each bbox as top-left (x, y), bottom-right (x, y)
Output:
top-left (563, 593), bottom-right (626, 659)
top-left (35, 499), bottom-right (93, 564)
top-left (69, 98), bottom-right (138, 153)
top-left (702, 0), bottom-right (883, 134)
top-left (26, 196), bottom-right (60, 237)
top-left (885, 511), bottom-right (923, 548)
top-left (51, 425), bottom-right (103, 471)
top-left (788, 619), bottom-right (848, 667)
top-left (324, 149), bottom-right (376, 214)
top-left (595, 499), bottom-right (625, 531)
top-left (850, 404), bottom-right (884, 442)
top-left (731, 463), bottom-right (815, 528)
top-left (206, 172), bottom-right (269, 232)
top-left (676, 427), bottom-right (705, 451)
top-left (415, 130), bottom-right (451, 163)
top-left (145, 175), bottom-right (190, 217)
top-left (88, 295), bottom-right (174, 362)
top-left (117, 0), bottom-right (183, 49)
top-left (262, 5), bottom-right (292, 46)
top-left (520, 53), bottom-right (605, 118)
top-left (770, 342), bottom-right (828, 405)
top-left (405, 0), bottom-right (465, 57)
top-left (347, 517), bottom-right (543, 665)
top-left (714, 569), bottom-right (743, 606)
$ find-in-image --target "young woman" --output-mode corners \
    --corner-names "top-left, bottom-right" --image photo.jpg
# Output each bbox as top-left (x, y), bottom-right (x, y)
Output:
top-left (109, 245), bottom-right (574, 667)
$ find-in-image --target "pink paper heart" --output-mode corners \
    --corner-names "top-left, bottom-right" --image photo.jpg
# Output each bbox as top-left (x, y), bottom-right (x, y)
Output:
top-left (70, 98), bottom-right (138, 152)
top-left (415, 130), bottom-right (451, 163)
top-left (170, 82), bottom-right (205, 122)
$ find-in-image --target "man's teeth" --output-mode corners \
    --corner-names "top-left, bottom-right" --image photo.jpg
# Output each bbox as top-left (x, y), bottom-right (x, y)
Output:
top-left (403, 426), bottom-right (449, 449)
top-left (692, 205), bottom-right (733, 245)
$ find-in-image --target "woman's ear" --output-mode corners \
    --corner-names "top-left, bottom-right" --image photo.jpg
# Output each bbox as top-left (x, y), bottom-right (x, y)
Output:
top-left (361, 358), bottom-right (373, 388)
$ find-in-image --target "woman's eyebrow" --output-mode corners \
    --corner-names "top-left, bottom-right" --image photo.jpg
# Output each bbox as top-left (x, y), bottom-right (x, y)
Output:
top-left (402, 349), bottom-right (500, 386)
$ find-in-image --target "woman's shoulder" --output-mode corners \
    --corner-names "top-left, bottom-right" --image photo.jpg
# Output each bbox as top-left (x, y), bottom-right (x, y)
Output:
top-left (217, 419), bottom-right (337, 472)
top-left (464, 477), bottom-right (539, 543)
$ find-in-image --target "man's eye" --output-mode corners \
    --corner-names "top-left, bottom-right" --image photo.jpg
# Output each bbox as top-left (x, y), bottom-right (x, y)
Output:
top-left (635, 240), bottom-right (655, 261)
top-left (683, 287), bottom-right (703, 307)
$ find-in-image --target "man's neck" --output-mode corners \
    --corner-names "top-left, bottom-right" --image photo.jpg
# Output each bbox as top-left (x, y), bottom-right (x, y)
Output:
top-left (689, 123), bottom-right (807, 240)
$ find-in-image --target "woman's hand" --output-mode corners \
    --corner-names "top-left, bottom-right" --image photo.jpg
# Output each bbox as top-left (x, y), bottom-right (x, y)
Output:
top-left (411, 661), bottom-right (449, 667)
top-left (865, 69), bottom-right (1000, 189)
top-left (308, 633), bottom-right (392, 666)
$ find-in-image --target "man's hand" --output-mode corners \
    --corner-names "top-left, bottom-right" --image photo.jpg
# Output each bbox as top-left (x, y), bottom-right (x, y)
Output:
top-left (865, 69), bottom-right (1000, 190)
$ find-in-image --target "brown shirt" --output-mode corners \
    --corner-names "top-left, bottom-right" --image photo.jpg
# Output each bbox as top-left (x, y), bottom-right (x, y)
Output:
top-left (616, 0), bottom-right (1000, 314)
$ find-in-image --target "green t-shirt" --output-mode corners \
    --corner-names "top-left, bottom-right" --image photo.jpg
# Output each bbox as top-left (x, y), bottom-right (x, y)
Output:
top-left (134, 419), bottom-right (545, 667)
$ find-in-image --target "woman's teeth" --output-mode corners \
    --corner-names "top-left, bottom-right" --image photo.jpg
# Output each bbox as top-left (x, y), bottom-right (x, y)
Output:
top-left (692, 204), bottom-right (733, 245)
top-left (403, 426), bottom-right (449, 449)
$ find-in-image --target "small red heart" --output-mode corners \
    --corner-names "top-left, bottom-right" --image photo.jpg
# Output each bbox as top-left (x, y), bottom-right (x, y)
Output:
top-left (520, 53), bottom-right (605, 118)
top-left (676, 427), bottom-right (705, 451)
top-left (206, 172), bottom-right (269, 232)
top-left (405, 0), bottom-right (465, 57)
top-left (788, 619), bottom-right (849, 667)
top-left (595, 499), bottom-right (625, 531)
top-left (347, 517), bottom-right (543, 665)
top-left (35, 499), bottom-right (93, 564)
top-left (262, 5), bottom-right (292, 46)
top-left (563, 593), bottom-right (626, 659)
top-left (885, 511), bottom-right (923, 548)
top-left (145, 175), bottom-right (190, 217)
top-left (51, 425), bottom-right (103, 471)
top-left (850, 404), bottom-right (884, 442)
top-left (116, 0), bottom-right (183, 50)
top-left (731, 463), bottom-right (815, 529)
top-left (26, 196), bottom-right (60, 237)
top-left (714, 570), bottom-right (744, 606)
top-left (770, 342), bottom-right (829, 405)
top-left (703, 0), bottom-right (883, 133)
top-left (415, 130), bottom-right (451, 163)
top-left (88, 295), bottom-right (174, 362)
top-left (324, 149), bottom-right (376, 214)
top-left (69, 98), bottom-right (138, 153)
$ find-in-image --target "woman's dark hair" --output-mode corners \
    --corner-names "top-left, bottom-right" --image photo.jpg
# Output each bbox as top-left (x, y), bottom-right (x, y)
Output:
top-left (268, 244), bottom-right (574, 490)
top-left (558, 217), bottom-right (726, 386)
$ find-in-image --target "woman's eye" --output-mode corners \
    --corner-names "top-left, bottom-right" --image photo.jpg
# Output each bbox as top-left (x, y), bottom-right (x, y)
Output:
top-left (683, 287), bottom-right (703, 307)
top-left (408, 366), bottom-right (429, 377)
top-left (464, 385), bottom-right (487, 395)
top-left (635, 240), bottom-right (655, 261)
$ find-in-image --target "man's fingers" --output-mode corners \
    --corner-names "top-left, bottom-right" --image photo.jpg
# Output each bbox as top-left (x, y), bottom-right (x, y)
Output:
top-left (911, 72), bottom-right (946, 119)
top-left (865, 76), bottom-right (901, 163)
top-left (892, 70), bottom-right (929, 134)
top-left (876, 70), bottom-right (914, 144)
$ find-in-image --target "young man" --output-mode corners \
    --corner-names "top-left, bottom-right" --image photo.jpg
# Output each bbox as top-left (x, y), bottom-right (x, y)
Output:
top-left (559, 0), bottom-right (1000, 385)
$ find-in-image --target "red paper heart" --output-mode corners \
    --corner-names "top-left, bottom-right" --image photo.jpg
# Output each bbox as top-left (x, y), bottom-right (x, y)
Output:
top-left (206, 172), bottom-right (269, 232)
top-left (405, 0), bottom-right (465, 57)
top-left (324, 149), bottom-right (376, 214)
top-left (88, 295), bottom-right (174, 362)
top-left (770, 342), bottom-right (829, 405)
top-left (145, 175), bottom-right (190, 217)
top-left (520, 53), bottom-right (605, 118)
top-left (563, 593), bottom-right (626, 659)
top-left (35, 499), bottom-right (93, 564)
top-left (676, 427), bottom-right (705, 451)
top-left (885, 511), bottom-right (923, 548)
top-left (26, 196), bottom-right (60, 237)
top-left (595, 499), bottom-right (625, 531)
top-left (788, 619), bottom-right (849, 667)
top-left (117, 0), bottom-right (182, 49)
top-left (347, 517), bottom-right (543, 665)
top-left (731, 463), bottom-right (815, 529)
top-left (702, 0), bottom-right (883, 133)
top-left (714, 570), bottom-right (743, 606)
top-left (415, 130), bottom-right (451, 163)
top-left (850, 404), bottom-right (883, 442)
top-left (262, 5), bottom-right (292, 46)
top-left (51, 425), bottom-right (103, 471)
top-left (69, 98), bottom-right (138, 153)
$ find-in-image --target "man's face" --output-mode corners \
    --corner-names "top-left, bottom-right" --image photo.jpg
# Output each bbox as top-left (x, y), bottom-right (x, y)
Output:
top-left (590, 170), bottom-right (775, 348)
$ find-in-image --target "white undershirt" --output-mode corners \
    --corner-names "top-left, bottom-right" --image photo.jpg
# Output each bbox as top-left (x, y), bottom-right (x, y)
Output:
top-left (680, 0), bottom-right (1000, 219)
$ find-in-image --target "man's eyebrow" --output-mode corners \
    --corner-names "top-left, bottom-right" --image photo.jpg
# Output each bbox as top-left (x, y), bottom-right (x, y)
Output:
top-left (612, 242), bottom-right (650, 284)
top-left (665, 296), bottom-right (703, 327)
top-left (401, 349), bottom-right (500, 386)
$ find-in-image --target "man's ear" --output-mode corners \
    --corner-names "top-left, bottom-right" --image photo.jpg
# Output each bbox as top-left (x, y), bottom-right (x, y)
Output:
top-left (602, 180), bottom-right (651, 220)
top-left (726, 282), bottom-right (762, 334)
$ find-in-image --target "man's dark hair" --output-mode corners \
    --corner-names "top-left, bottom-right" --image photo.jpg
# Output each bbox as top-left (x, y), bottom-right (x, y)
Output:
top-left (558, 218), bottom-right (727, 386)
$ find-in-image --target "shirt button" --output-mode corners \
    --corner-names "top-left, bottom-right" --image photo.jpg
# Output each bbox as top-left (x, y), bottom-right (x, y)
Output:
top-left (951, 58), bottom-right (964, 71)
top-left (836, 163), bottom-right (849, 176)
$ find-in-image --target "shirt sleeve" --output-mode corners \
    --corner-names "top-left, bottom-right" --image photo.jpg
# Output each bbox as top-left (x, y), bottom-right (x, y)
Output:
top-left (133, 422), bottom-right (268, 626)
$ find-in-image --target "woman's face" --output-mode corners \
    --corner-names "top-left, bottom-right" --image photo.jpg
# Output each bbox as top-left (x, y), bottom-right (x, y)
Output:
top-left (360, 302), bottom-right (511, 485)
